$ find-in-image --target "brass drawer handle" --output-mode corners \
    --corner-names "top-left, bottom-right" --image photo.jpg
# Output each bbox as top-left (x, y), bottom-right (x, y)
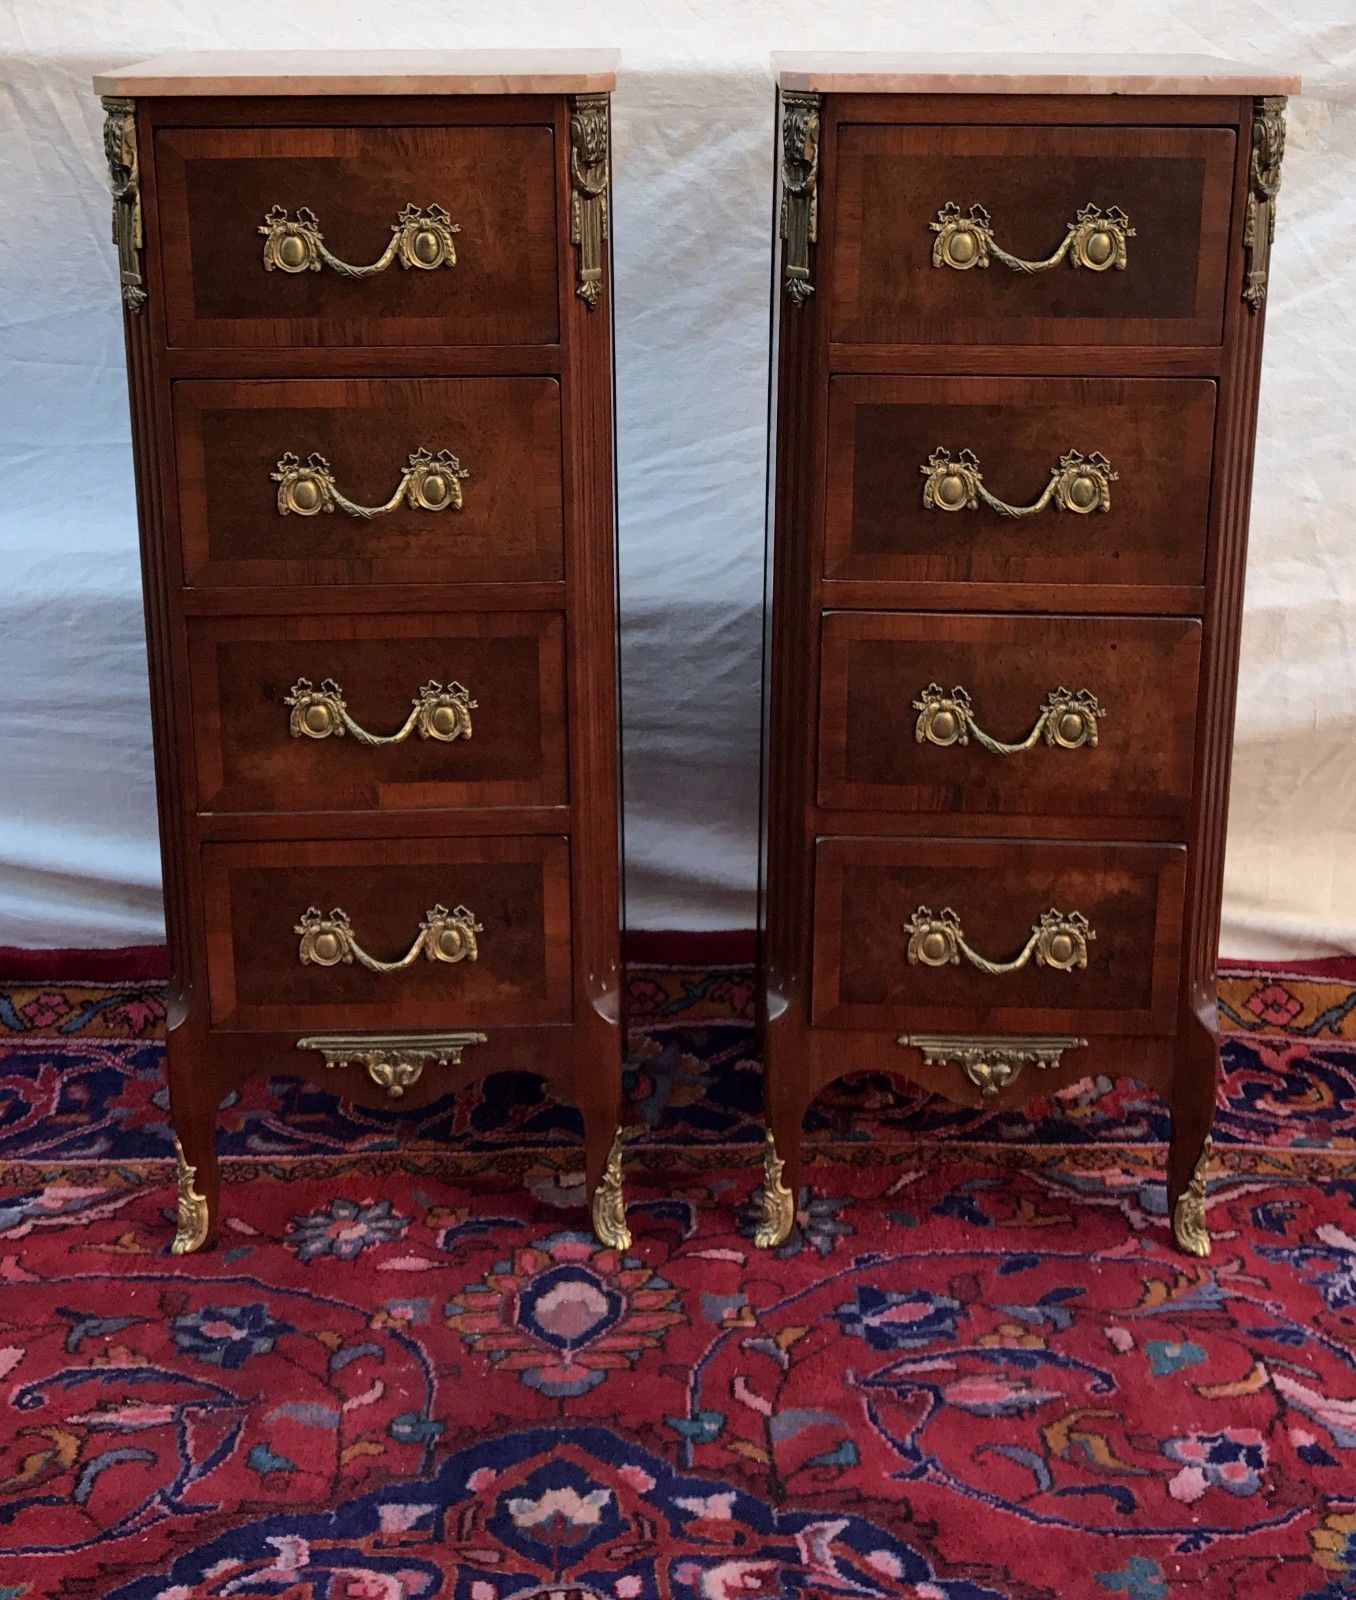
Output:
top-left (931, 202), bottom-right (1134, 273)
top-left (273, 449), bottom-right (467, 520)
top-left (284, 678), bottom-right (475, 746)
top-left (914, 684), bottom-right (1104, 755)
top-left (296, 904), bottom-right (482, 973)
top-left (900, 1033), bottom-right (1086, 1097)
top-left (259, 203), bottom-right (460, 276)
top-left (922, 448), bottom-right (1115, 518)
top-left (905, 906), bottom-right (1093, 976)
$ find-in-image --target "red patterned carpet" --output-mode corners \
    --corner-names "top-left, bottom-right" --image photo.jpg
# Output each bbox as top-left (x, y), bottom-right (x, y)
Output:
top-left (1, 955), bottom-right (1354, 1598)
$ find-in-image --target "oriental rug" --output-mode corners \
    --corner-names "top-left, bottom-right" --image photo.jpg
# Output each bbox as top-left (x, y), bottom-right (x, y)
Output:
top-left (0, 957), bottom-right (1353, 1599)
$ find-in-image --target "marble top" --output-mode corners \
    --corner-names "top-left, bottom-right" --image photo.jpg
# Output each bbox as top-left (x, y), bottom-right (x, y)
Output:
top-left (772, 52), bottom-right (1299, 96)
top-left (93, 50), bottom-right (619, 98)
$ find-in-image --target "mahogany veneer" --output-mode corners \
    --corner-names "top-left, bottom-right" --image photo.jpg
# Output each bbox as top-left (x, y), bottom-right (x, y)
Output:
top-left (812, 838), bottom-right (1187, 1033)
top-left (173, 376), bottom-right (566, 587)
top-left (824, 376), bottom-right (1217, 589)
top-left (817, 612), bottom-right (1201, 821)
top-left (188, 611), bottom-right (568, 814)
top-left (202, 835), bottom-right (573, 1032)
top-left (156, 122), bottom-right (561, 347)
top-left (98, 53), bottom-right (627, 1253)
top-left (759, 60), bottom-right (1296, 1256)
top-left (831, 123), bottom-right (1237, 346)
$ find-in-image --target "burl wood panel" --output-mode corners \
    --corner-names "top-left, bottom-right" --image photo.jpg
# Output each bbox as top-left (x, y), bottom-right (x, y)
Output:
top-left (188, 611), bottom-right (567, 814)
top-left (830, 124), bottom-right (1236, 346)
top-left (155, 123), bottom-right (559, 347)
top-left (818, 612), bottom-right (1201, 823)
top-left (824, 376), bottom-right (1217, 588)
top-left (202, 835), bottom-right (572, 1031)
top-left (812, 836), bottom-right (1186, 1033)
top-left (173, 378), bottom-right (563, 587)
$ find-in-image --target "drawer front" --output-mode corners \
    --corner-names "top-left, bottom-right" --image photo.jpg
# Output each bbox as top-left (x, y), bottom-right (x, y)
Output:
top-left (830, 124), bottom-right (1236, 347)
top-left (155, 124), bottom-right (559, 348)
top-left (812, 837), bottom-right (1185, 1033)
top-left (203, 836), bottom-right (572, 1031)
top-left (189, 612), bottom-right (567, 814)
top-left (818, 612), bottom-right (1201, 822)
top-left (174, 378), bottom-right (563, 588)
top-left (825, 377), bottom-right (1216, 589)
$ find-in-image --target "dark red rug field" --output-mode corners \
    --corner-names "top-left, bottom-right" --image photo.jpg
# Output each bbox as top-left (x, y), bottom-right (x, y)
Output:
top-left (1, 957), bottom-right (1354, 1598)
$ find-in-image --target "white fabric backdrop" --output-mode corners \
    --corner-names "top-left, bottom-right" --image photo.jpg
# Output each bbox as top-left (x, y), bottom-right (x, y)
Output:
top-left (0, 2), bottom-right (1352, 955)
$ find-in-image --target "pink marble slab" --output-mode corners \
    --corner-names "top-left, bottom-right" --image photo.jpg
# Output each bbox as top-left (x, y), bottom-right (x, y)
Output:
top-left (93, 49), bottom-right (619, 98)
top-left (772, 52), bottom-right (1299, 96)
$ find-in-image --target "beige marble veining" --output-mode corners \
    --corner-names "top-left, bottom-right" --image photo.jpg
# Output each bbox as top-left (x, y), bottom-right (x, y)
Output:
top-left (93, 49), bottom-right (619, 98)
top-left (772, 52), bottom-right (1299, 96)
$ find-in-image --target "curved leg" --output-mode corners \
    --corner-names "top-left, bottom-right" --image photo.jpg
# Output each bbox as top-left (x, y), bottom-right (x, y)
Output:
top-left (756, 1025), bottom-right (807, 1249)
top-left (1168, 1017), bottom-right (1218, 1257)
top-left (167, 1043), bottom-right (218, 1255)
top-left (578, 1046), bottom-right (630, 1250)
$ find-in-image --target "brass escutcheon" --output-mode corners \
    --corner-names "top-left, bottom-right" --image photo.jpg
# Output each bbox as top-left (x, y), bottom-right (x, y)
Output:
top-left (297, 1031), bottom-right (487, 1099)
top-left (900, 1033), bottom-right (1087, 1097)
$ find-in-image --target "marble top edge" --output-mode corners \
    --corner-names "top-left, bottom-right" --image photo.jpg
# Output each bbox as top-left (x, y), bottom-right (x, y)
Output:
top-left (93, 50), bottom-right (620, 98)
top-left (772, 52), bottom-right (1300, 96)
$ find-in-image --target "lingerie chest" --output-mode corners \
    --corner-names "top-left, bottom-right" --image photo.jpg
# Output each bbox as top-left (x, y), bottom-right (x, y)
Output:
top-left (94, 51), bottom-right (629, 1251)
top-left (758, 54), bottom-right (1299, 1253)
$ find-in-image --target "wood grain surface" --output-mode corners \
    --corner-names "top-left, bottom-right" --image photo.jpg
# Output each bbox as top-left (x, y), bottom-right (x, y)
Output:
top-left (188, 609), bottom-right (568, 814)
top-left (823, 375), bottom-right (1217, 589)
top-left (156, 118), bottom-right (559, 348)
top-left (817, 611), bottom-right (1201, 822)
top-left (831, 122), bottom-right (1236, 347)
top-left (174, 376), bottom-right (564, 588)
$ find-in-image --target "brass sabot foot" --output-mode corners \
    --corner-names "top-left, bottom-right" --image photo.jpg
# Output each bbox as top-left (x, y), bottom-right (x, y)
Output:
top-left (1171, 1136), bottom-right (1212, 1258)
top-left (590, 1126), bottom-right (631, 1251)
top-left (170, 1135), bottom-right (211, 1255)
top-left (753, 1131), bottom-right (795, 1249)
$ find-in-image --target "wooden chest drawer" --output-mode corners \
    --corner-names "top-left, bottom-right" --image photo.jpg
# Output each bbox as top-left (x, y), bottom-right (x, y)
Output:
top-left (174, 378), bottom-right (563, 588)
top-left (818, 612), bottom-right (1200, 822)
top-left (824, 376), bottom-right (1216, 590)
top-left (203, 835), bottom-right (572, 1031)
top-left (188, 612), bottom-right (567, 814)
top-left (811, 837), bottom-right (1185, 1033)
top-left (830, 123), bottom-right (1236, 346)
top-left (155, 122), bottom-right (559, 348)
